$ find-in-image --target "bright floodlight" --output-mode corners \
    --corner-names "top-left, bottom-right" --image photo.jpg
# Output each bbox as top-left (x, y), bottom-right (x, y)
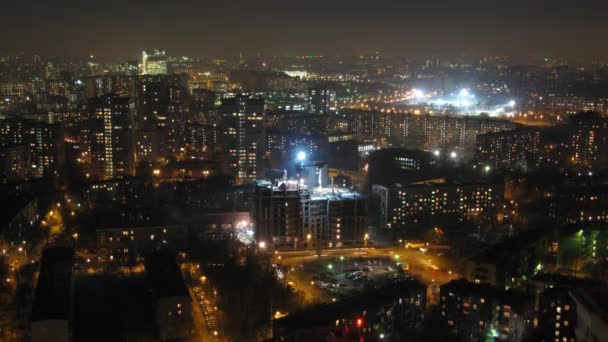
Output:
top-left (433, 150), bottom-right (440, 157)
top-left (450, 151), bottom-right (457, 159)
top-left (508, 100), bottom-right (516, 107)
top-left (297, 151), bottom-right (306, 161)
top-left (459, 89), bottom-right (470, 97)
top-left (412, 88), bottom-right (425, 99)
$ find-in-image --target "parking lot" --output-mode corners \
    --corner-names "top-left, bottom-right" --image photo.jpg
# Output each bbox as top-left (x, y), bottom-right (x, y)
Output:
top-left (277, 255), bottom-right (420, 303)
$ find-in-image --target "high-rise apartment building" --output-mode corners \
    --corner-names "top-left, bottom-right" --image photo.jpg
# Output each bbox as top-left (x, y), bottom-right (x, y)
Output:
top-left (0, 118), bottom-right (63, 178)
top-left (567, 112), bottom-right (608, 169)
top-left (221, 95), bottom-right (265, 184)
top-left (141, 49), bottom-right (168, 75)
top-left (88, 94), bottom-right (135, 180)
top-left (308, 85), bottom-right (336, 115)
top-left (475, 128), bottom-right (541, 171)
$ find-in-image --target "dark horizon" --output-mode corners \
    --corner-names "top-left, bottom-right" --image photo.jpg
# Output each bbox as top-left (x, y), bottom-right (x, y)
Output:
top-left (1, 0), bottom-right (608, 62)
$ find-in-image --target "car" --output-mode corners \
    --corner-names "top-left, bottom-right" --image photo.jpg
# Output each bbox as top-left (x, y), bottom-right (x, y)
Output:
top-left (346, 271), bottom-right (364, 279)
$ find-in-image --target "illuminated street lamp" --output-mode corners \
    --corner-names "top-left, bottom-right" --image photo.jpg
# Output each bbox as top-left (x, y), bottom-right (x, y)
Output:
top-left (259, 241), bottom-right (267, 250)
top-left (364, 233), bottom-right (369, 247)
top-left (307, 234), bottom-right (312, 249)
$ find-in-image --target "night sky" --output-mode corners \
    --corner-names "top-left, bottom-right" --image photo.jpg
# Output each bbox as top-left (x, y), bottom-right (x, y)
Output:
top-left (1, 0), bottom-right (607, 60)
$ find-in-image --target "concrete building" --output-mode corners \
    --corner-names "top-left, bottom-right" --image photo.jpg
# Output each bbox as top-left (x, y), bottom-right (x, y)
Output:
top-left (0, 118), bottom-right (64, 178)
top-left (475, 128), bottom-right (541, 171)
top-left (569, 288), bottom-right (608, 342)
top-left (220, 94), bottom-right (265, 184)
top-left (253, 175), bottom-right (367, 249)
top-left (274, 280), bottom-right (426, 341)
top-left (141, 49), bottom-right (168, 75)
top-left (145, 251), bottom-right (193, 340)
top-left (439, 279), bottom-right (533, 341)
top-left (389, 180), bottom-right (504, 228)
top-left (87, 94), bottom-right (136, 180)
top-left (567, 111), bottom-right (608, 170)
top-left (30, 247), bottom-right (75, 342)
top-left (307, 84), bottom-right (336, 115)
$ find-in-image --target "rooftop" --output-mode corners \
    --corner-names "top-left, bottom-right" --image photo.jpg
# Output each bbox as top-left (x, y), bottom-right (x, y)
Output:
top-left (144, 250), bottom-right (190, 299)
top-left (31, 247), bottom-right (75, 322)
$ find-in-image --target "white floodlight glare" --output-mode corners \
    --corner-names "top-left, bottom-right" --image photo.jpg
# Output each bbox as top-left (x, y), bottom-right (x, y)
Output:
top-left (297, 151), bottom-right (306, 162)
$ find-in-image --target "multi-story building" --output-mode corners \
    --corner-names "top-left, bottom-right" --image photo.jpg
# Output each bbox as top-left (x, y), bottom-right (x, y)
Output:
top-left (221, 95), bottom-right (265, 184)
top-left (567, 111), bottom-right (608, 170)
top-left (535, 286), bottom-right (576, 342)
top-left (253, 177), bottom-right (367, 249)
top-left (145, 251), bottom-right (193, 341)
top-left (0, 144), bottom-right (31, 180)
top-left (368, 149), bottom-right (440, 188)
top-left (475, 128), bottom-right (541, 171)
top-left (529, 96), bottom-right (608, 116)
top-left (87, 94), bottom-right (135, 180)
top-left (31, 247), bottom-right (75, 342)
top-left (307, 84), bottom-right (336, 114)
top-left (389, 180), bottom-right (504, 228)
top-left (547, 178), bottom-right (608, 225)
top-left (274, 280), bottom-right (426, 341)
top-left (184, 122), bottom-right (219, 159)
top-left (253, 179), bottom-right (303, 247)
top-left (141, 49), bottom-right (168, 75)
top-left (440, 279), bottom-right (533, 341)
top-left (0, 118), bottom-right (63, 178)
top-left (569, 288), bottom-right (608, 342)
top-left (302, 186), bottom-right (367, 247)
top-left (342, 110), bottom-right (517, 158)
top-left (266, 131), bottom-right (357, 169)
top-left (84, 75), bottom-right (137, 99)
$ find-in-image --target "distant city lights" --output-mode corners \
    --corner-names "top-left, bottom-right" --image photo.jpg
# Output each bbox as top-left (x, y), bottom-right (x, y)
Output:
top-left (406, 87), bottom-right (517, 117)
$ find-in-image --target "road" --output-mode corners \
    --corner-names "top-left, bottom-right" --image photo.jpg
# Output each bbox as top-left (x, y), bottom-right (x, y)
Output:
top-left (188, 286), bottom-right (214, 342)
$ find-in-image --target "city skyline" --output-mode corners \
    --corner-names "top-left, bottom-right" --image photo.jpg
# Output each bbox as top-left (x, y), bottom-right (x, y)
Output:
top-left (1, 0), bottom-right (608, 61)
top-left (2, 2), bottom-right (608, 341)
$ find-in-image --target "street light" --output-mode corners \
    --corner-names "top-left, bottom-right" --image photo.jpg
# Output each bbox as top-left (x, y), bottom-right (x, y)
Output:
top-left (259, 241), bottom-right (266, 250)
top-left (307, 234), bottom-right (312, 249)
top-left (364, 233), bottom-right (369, 247)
